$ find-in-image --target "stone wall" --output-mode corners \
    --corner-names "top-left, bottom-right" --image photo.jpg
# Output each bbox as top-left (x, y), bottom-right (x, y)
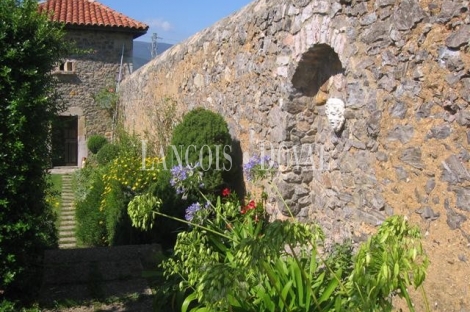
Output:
top-left (119, 1), bottom-right (470, 309)
top-left (54, 28), bottom-right (135, 165)
top-left (56, 28), bottom-right (134, 137)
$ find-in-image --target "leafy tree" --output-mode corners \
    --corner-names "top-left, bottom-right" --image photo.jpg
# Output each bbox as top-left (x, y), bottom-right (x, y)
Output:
top-left (0, 0), bottom-right (70, 298)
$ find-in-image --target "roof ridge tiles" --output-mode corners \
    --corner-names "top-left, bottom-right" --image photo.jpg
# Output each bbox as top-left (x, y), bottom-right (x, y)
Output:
top-left (38, 0), bottom-right (148, 32)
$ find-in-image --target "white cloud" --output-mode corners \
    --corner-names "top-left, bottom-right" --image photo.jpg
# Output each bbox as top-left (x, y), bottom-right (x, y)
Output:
top-left (146, 18), bottom-right (173, 31)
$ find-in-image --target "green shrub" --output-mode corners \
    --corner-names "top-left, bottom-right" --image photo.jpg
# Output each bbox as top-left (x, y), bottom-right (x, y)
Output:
top-left (113, 127), bottom-right (143, 158)
top-left (0, 0), bottom-right (70, 298)
top-left (74, 153), bottom-right (164, 246)
top-left (74, 168), bottom-right (108, 246)
top-left (87, 135), bottom-right (108, 154)
top-left (96, 143), bottom-right (120, 166)
top-left (167, 108), bottom-right (234, 196)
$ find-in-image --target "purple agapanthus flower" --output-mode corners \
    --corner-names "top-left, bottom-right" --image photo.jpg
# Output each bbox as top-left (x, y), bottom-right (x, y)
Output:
top-left (243, 155), bottom-right (277, 181)
top-left (243, 156), bottom-right (259, 181)
top-left (170, 165), bottom-right (189, 187)
top-left (185, 202), bottom-right (202, 221)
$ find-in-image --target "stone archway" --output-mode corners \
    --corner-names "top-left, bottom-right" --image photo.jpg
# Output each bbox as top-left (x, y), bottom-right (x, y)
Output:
top-left (291, 44), bottom-right (344, 103)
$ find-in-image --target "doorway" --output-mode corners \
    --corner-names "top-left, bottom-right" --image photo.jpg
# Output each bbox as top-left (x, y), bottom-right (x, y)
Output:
top-left (52, 116), bottom-right (78, 166)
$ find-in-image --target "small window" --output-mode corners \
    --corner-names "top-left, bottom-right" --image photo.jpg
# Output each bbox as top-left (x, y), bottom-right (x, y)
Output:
top-left (54, 61), bottom-right (75, 75)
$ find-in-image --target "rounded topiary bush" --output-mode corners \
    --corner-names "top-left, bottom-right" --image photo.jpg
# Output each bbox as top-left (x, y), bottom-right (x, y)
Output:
top-left (87, 135), bottom-right (108, 154)
top-left (167, 107), bottom-right (234, 192)
top-left (96, 143), bottom-right (120, 165)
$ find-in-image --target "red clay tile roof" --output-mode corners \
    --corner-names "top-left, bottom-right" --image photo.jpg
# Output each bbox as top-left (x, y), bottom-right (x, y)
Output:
top-left (39, 0), bottom-right (148, 34)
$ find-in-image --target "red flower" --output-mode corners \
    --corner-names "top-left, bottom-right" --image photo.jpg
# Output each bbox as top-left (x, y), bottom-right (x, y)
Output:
top-left (241, 200), bottom-right (256, 214)
top-left (222, 188), bottom-right (231, 197)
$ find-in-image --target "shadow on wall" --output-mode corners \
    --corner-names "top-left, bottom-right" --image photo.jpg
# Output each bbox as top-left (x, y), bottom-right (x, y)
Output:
top-left (291, 44), bottom-right (343, 100)
top-left (226, 139), bottom-right (246, 200)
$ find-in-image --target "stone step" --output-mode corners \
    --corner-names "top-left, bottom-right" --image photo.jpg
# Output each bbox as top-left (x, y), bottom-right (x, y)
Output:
top-left (61, 215), bottom-right (75, 221)
top-left (59, 232), bottom-right (75, 241)
top-left (43, 245), bottom-right (161, 265)
top-left (58, 242), bottom-right (77, 249)
top-left (59, 243), bottom-right (77, 249)
top-left (61, 220), bottom-right (76, 226)
top-left (60, 225), bottom-right (76, 231)
top-left (59, 237), bottom-right (76, 245)
top-left (61, 210), bottom-right (75, 215)
top-left (61, 206), bottom-right (75, 211)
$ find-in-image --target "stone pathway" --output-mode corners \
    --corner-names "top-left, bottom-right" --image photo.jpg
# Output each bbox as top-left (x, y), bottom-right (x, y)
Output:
top-left (39, 244), bottom-right (160, 311)
top-left (59, 174), bottom-right (76, 249)
top-left (41, 169), bottom-right (161, 311)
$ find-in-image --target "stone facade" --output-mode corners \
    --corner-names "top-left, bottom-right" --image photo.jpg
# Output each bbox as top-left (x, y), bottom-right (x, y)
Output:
top-left (54, 28), bottom-right (135, 165)
top-left (119, 1), bottom-right (470, 309)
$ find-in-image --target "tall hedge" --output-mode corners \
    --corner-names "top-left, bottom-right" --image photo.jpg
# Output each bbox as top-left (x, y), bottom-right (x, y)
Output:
top-left (0, 0), bottom-right (70, 296)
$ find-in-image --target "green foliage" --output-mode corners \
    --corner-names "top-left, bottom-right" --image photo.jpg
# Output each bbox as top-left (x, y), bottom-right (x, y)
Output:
top-left (93, 84), bottom-right (118, 115)
top-left (87, 135), bottom-right (108, 154)
top-left (0, 0), bottom-right (70, 296)
top-left (147, 165), bottom-right (188, 247)
top-left (148, 159), bottom-right (429, 312)
top-left (143, 96), bottom-right (179, 155)
top-left (167, 108), bottom-right (233, 193)
top-left (346, 216), bottom-right (429, 311)
top-left (74, 168), bottom-right (108, 246)
top-left (96, 143), bottom-right (120, 165)
top-left (46, 174), bottom-right (62, 227)
top-left (128, 193), bottom-right (162, 231)
top-left (0, 300), bottom-right (41, 312)
top-left (74, 145), bottom-right (163, 246)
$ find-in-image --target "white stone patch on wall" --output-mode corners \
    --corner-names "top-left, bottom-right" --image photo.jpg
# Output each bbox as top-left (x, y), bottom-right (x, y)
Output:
top-left (325, 98), bottom-right (345, 132)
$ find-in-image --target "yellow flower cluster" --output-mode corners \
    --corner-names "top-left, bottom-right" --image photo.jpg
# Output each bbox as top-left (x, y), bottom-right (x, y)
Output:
top-left (45, 195), bottom-right (60, 209)
top-left (100, 156), bottom-right (161, 212)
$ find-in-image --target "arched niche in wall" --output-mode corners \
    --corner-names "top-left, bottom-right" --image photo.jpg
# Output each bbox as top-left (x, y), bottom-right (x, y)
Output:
top-left (291, 44), bottom-right (344, 103)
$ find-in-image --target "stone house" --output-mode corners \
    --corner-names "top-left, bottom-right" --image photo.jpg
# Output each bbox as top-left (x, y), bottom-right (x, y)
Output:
top-left (39, 0), bottom-right (148, 167)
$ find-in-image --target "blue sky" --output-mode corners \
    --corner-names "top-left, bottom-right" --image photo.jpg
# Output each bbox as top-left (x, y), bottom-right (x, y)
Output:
top-left (99, 0), bottom-right (253, 44)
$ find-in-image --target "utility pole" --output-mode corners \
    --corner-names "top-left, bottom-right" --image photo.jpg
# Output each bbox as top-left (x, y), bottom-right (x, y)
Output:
top-left (151, 33), bottom-right (163, 58)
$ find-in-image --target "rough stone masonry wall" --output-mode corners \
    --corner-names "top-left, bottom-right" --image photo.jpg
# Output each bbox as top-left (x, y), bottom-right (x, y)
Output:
top-left (120, 1), bottom-right (470, 309)
top-left (56, 29), bottom-right (134, 137)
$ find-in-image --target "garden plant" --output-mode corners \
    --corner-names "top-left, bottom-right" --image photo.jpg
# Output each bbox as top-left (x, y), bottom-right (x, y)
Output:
top-left (127, 154), bottom-right (430, 312)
